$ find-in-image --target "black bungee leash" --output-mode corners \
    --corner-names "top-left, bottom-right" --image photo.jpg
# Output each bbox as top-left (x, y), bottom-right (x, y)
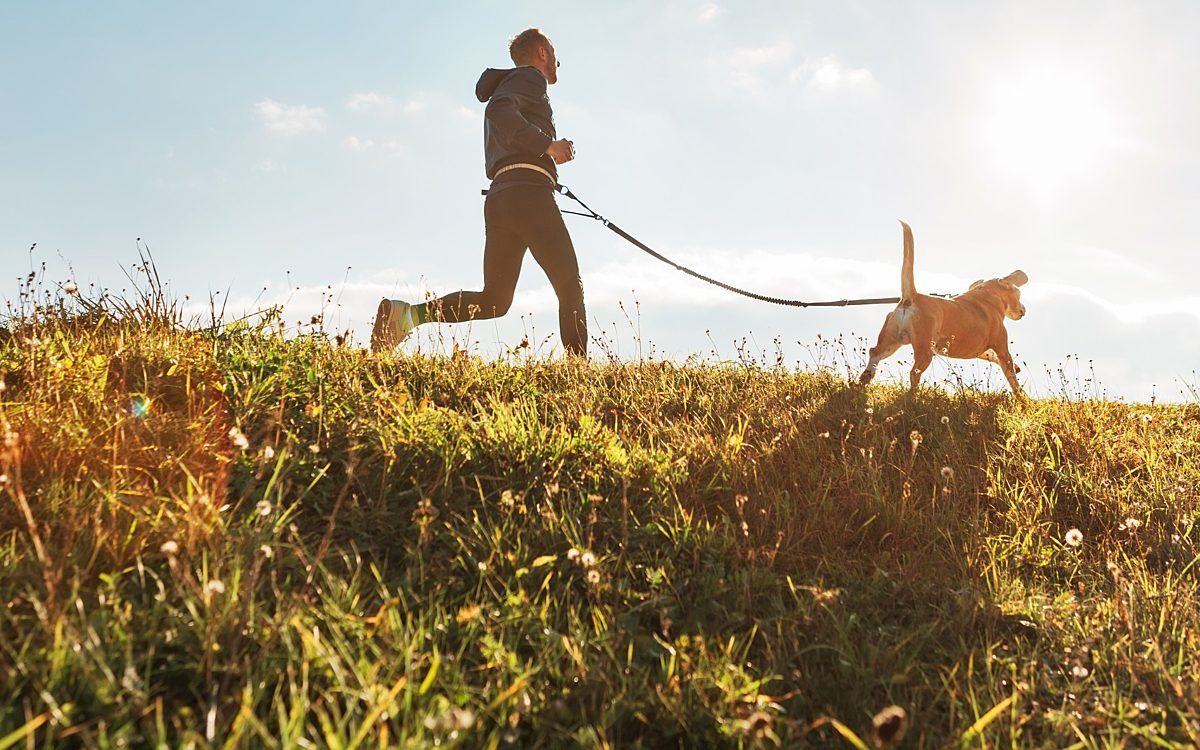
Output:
top-left (553, 183), bottom-right (954, 307)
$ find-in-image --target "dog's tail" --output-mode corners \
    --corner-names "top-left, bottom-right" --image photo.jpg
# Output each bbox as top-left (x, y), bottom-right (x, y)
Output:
top-left (899, 220), bottom-right (916, 302)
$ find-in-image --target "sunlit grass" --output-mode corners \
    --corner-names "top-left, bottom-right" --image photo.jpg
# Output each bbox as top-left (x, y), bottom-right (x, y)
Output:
top-left (2, 268), bottom-right (1198, 747)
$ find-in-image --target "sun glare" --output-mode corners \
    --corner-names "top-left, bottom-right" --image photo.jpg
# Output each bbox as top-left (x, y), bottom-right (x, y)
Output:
top-left (979, 64), bottom-right (1118, 197)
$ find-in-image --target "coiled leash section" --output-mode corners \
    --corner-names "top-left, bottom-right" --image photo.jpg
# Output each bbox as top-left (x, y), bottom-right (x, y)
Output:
top-left (554, 183), bottom-right (952, 308)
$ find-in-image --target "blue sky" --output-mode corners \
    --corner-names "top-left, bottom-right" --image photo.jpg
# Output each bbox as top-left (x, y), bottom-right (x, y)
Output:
top-left (3, 1), bottom-right (1198, 401)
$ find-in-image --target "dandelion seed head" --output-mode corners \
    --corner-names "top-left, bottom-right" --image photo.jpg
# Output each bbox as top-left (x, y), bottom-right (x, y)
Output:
top-left (872, 705), bottom-right (908, 747)
top-left (1123, 517), bottom-right (1142, 532)
top-left (941, 466), bottom-right (955, 480)
top-left (941, 415), bottom-right (950, 425)
top-left (586, 569), bottom-right (601, 585)
top-left (228, 426), bottom-right (249, 450)
top-left (1065, 528), bottom-right (1084, 547)
top-left (64, 283), bottom-right (78, 295)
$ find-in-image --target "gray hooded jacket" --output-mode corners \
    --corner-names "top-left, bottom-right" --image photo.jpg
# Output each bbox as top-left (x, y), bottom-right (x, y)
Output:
top-left (476, 66), bottom-right (557, 186)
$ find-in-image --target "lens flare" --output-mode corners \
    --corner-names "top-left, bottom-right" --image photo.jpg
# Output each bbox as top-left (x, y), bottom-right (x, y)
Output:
top-left (131, 395), bottom-right (152, 418)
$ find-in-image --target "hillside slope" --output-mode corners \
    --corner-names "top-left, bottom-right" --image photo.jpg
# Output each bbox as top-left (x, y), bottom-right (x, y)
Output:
top-left (2, 306), bottom-right (1199, 747)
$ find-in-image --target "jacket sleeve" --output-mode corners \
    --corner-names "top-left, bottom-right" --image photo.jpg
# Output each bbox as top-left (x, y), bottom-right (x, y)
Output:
top-left (484, 71), bottom-right (554, 155)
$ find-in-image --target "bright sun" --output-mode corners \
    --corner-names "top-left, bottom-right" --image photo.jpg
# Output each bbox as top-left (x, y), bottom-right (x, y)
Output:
top-left (979, 65), bottom-right (1119, 197)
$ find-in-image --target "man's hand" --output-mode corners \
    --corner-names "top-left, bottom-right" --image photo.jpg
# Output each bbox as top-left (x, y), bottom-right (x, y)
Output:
top-left (545, 139), bottom-right (575, 165)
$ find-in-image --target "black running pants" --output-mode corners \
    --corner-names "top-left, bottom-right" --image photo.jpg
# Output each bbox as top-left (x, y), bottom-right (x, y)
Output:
top-left (431, 184), bottom-right (587, 356)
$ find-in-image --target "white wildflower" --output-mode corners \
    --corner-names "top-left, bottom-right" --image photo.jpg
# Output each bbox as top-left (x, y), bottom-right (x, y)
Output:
top-left (160, 540), bottom-right (179, 557)
top-left (941, 466), bottom-right (955, 481)
top-left (580, 551), bottom-right (596, 567)
top-left (586, 569), bottom-right (601, 585)
top-left (1123, 517), bottom-right (1142, 532)
top-left (259, 544), bottom-right (274, 559)
top-left (262, 445), bottom-right (275, 460)
top-left (1065, 529), bottom-right (1084, 547)
top-left (64, 283), bottom-right (78, 295)
top-left (1071, 665), bottom-right (1090, 679)
top-left (205, 579), bottom-right (226, 596)
top-left (566, 548), bottom-right (580, 561)
top-left (256, 500), bottom-right (272, 517)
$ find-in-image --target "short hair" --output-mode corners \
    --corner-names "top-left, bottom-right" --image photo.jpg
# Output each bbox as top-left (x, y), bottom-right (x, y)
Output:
top-left (509, 28), bottom-right (550, 65)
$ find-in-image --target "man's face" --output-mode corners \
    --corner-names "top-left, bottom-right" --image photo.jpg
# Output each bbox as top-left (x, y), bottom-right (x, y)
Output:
top-left (541, 41), bottom-right (558, 84)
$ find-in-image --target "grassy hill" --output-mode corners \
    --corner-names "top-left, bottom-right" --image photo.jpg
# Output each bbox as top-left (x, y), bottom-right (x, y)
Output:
top-left (2, 288), bottom-right (1199, 748)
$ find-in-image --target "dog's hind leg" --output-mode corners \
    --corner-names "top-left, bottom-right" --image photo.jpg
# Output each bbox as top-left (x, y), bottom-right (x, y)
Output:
top-left (859, 328), bottom-right (904, 385)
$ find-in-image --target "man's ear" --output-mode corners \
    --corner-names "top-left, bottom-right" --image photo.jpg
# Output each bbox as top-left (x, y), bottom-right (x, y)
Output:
top-left (1004, 270), bottom-right (1029, 286)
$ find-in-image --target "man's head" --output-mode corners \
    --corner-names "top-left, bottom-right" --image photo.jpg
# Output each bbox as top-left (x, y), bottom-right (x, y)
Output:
top-left (509, 28), bottom-right (558, 84)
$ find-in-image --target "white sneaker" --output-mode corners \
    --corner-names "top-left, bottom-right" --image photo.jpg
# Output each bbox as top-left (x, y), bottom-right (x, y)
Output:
top-left (370, 299), bottom-right (415, 352)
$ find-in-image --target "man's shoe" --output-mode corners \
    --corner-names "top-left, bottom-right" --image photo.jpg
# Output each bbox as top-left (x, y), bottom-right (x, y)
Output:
top-left (370, 299), bottom-right (415, 352)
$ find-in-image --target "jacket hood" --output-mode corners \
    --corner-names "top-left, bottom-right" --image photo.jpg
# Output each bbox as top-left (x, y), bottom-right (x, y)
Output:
top-left (476, 68), bottom-right (517, 102)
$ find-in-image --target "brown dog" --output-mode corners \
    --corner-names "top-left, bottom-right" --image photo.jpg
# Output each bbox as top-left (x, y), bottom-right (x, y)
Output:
top-left (858, 221), bottom-right (1028, 394)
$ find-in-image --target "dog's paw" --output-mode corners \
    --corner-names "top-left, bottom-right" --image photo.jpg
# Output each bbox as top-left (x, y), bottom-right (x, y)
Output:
top-left (858, 369), bottom-right (875, 385)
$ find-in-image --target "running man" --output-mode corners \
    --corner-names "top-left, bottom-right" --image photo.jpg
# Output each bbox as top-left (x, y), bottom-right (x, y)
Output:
top-left (371, 28), bottom-right (587, 356)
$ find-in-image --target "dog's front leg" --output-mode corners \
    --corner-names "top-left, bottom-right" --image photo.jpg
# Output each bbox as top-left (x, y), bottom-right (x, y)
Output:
top-left (988, 339), bottom-right (1024, 397)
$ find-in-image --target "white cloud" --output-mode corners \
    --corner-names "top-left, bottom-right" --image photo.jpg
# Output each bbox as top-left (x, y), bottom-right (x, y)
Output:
top-left (344, 135), bottom-right (375, 152)
top-left (719, 40), bottom-right (795, 93)
top-left (789, 56), bottom-right (876, 91)
top-left (343, 135), bottom-right (404, 158)
top-left (347, 91), bottom-right (396, 111)
top-left (718, 44), bottom-right (874, 96)
top-left (255, 99), bottom-right (327, 135)
top-left (697, 2), bottom-right (721, 23)
top-left (403, 96), bottom-right (429, 114)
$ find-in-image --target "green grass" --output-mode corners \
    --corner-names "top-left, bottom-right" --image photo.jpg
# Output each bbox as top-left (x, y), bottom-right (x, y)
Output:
top-left (2, 279), bottom-right (1199, 748)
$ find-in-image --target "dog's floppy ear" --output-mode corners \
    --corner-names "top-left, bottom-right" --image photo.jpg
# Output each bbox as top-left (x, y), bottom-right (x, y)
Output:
top-left (969, 279), bottom-right (986, 290)
top-left (1004, 270), bottom-right (1029, 286)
